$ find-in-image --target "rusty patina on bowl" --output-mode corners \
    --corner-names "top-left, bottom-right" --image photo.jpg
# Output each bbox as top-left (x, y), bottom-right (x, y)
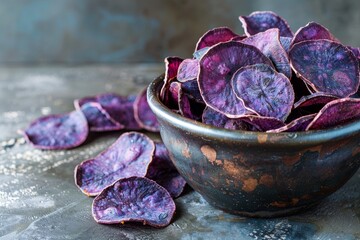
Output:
top-left (147, 75), bottom-right (360, 217)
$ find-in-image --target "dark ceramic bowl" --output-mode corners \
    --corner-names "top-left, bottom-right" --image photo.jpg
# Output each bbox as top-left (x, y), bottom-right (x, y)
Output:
top-left (147, 75), bottom-right (360, 217)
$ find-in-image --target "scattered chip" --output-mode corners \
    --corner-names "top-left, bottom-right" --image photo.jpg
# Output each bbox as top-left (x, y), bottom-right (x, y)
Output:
top-left (289, 39), bottom-right (360, 97)
top-left (195, 27), bottom-right (238, 51)
top-left (232, 64), bottom-right (294, 121)
top-left (92, 176), bottom-right (175, 228)
top-left (146, 143), bottom-right (187, 198)
top-left (134, 88), bottom-right (159, 132)
top-left (306, 98), bottom-right (360, 130)
top-left (239, 11), bottom-right (293, 37)
top-left (198, 41), bottom-right (273, 118)
top-left (23, 110), bottom-right (88, 150)
top-left (75, 132), bottom-right (155, 196)
top-left (268, 114), bottom-right (316, 133)
top-left (242, 28), bottom-right (292, 78)
top-left (177, 59), bottom-right (199, 82)
top-left (291, 22), bottom-right (338, 46)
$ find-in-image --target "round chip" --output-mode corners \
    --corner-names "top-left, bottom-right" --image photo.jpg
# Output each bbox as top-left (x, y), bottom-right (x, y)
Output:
top-left (239, 11), bottom-right (293, 37)
top-left (80, 102), bottom-right (123, 132)
top-left (291, 22), bottom-right (338, 46)
top-left (195, 27), bottom-right (238, 51)
top-left (242, 28), bottom-right (291, 78)
top-left (134, 88), bottom-right (159, 132)
top-left (23, 110), bottom-right (88, 150)
top-left (231, 64), bottom-right (294, 121)
top-left (177, 59), bottom-right (199, 82)
top-left (92, 176), bottom-right (175, 228)
top-left (75, 132), bottom-right (155, 196)
top-left (306, 98), bottom-right (360, 130)
top-left (289, 39), bottom-right (360, 97)
top-left (267, 114), bottom-right (316, 133)
top-left (198, 41), bottom-right (273, 118)
top-left (146, 143), bottom-right (187, 198)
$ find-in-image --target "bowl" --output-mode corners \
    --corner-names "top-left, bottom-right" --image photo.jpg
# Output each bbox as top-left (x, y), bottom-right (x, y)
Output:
top-left (147, 75), bottom-right (360, 217)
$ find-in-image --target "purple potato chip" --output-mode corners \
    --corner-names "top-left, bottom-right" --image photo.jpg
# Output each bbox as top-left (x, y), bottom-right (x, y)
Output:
top-left (291, 76), bottom-right (313, 102)
top-left (193, 47), bottom-right (210, 59)
top-left (242, 28), bottom-right (291, 78)
top-left (279, 36), bottom-right (292, 53)
top-left (289, 39), bottom-right (360, 97)
top-left (178, 90), bottom-right (205, 121)
top-left (195, 27), bottom-right (239, 51)
top-left (232, 64), bottom-right (294, 121)
top-left (223, 118), bottom-right (258, 131)
top-left (202, 107), bottom-right (230, 128)
top-left (80, 102), bottom-right (124, 132)
top-left (92, 176), bottom-right (175, 228)
top-left (267, 114), bottom-right (316, 133)
top-left (75, 132), bottom-right (155, 196)
top-left (23, 110), bottom-right (88, 150)
top-left (294, 92), bottom-right (339, 109)
top-left (239, 11), bottom-right (293, 37)
top-left (306, 98), bottom-right (360, 130)
top-left (177, 59), bottom-right (199, 82)
top-left (146, 143), bottom-right (187, 198)
top-left (74, 96), bottom-right (97, 110)
top-left (160, 57), bottom-right (183, 102)
top-left (181, 79), bottom-right (204, 104)
top-left (236, 115), bottom-right (285, 132)
top-left (347, 46), bottom-right (360, 59)
top-left (134, 88), bottom-right (159, 132)
top-left (291, 22), bottom-right (339, 46)
top-left (198, 41), bottom-right (273, 118)
top-left (231, 35), bottom-right (247, 42)
top-left (163, 81), bottom-right (181, 110)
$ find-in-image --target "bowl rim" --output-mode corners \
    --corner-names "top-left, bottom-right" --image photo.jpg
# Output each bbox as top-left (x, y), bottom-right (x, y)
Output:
top-left (147, 74), bottom-right (360, 146)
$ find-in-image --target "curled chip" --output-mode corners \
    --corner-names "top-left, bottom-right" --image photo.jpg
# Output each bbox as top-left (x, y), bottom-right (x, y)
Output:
top-left (134, 88), bottom-right (159, 132)
top-left (198, 41), bottom-right (273, 118)
top-left (177, 59), bottom-right (199, 82)
top-left (268, 114), bottom-right (316, 133)
top-left (23, 110), bottom-right (88, 150)
top-left (195, 27), bottom-right (238, 51)
top-left (279, 36), bottom-right (292, 53)
top-left (242, 28), bottom-right (291, 78)
top-left (294, 93), bottom-right (339, 109)
top-left (291, 22), bottom-right (338, 46)
top-left (306, 98), bottom-right (360, 131)
top-left (75, 132), bottom-right (155, 196)
top-left (92, 176), bottom-right (175, 228)
top-left (347, 46), bottom-right (360, 59)
top-left (160, 57), bottom-right (183, 102)
top-left (193, 47), bottom-right (210, 59)
top-left (80, 102), bottom-right (123, 132)
top-left (178, 90), bottom-right (205, 121)
top-left (181, 79), bottom-right (204, 104)
top-left (239, 11), bottom-right (293, 37)
top-left (146, 143), bottom-right (187, 198)
top-left (289, 39), bottom-right (360, 97)
top-left (164, 81), bottom-right (182, 110)
top-left (232, 64), bottom-right (294, 121)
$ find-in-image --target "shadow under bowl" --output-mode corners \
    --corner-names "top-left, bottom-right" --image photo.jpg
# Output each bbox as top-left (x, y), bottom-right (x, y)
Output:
top-left (147, 75), bottom-right (360, 217)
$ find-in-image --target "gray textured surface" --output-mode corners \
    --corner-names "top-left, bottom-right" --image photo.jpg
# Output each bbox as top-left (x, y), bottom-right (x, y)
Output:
top-left (0, 65), bottom-right (359, 240)
top-left (0, 0), bottom-right (359, 64)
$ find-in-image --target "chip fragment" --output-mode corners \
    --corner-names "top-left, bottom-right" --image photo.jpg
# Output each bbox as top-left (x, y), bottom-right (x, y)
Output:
top-left (195, 27), bottom-right (238, 51)
top-left (289, 39), bottom-right (360, 97)
top-left (134, 88), bottom-right (159, 132)
top-left (92, 176), bottom-right (175, 228)
top-left (232, 64), bottom-right (294, 121)
top-left (239, 11), bottom-right (293, 37)
top-left (75, 132), bottom-right (155, 196)
top-left (23, 110), bottom-right (88, 150)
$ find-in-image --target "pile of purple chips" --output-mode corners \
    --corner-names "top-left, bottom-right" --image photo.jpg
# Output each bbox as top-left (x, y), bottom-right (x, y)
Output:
top-left (161, 11), bottom-right (360, 132)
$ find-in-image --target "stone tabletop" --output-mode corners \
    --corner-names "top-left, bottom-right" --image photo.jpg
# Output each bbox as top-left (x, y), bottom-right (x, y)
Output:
top-left (0, 65), bottom-right (359, 240)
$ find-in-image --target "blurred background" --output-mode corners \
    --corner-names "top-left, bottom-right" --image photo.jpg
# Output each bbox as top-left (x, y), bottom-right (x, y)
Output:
top-left (1, 0), bottom-right (359, 65)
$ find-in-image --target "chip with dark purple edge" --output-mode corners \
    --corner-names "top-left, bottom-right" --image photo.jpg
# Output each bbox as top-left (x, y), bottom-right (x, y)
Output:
top-left (92, 176), bottom-right (175, 228)
top-left (239, 11), bottom-right (293, 37)
top-left (178, 90), bottom-right (205, 122)
top-left (223, 119), bottom-right (258, 131)
top-left (241, 28), bottom-right (292, 78)
top-left (75, 132), bottom-right (155, 196)
top-left (202, 106), bottom-right (230, 128)
top-left (306, 98), bottom-right (360, 131)
top-left (162, 81), bottom-right (181, 110)
top-left (80, 102), bottom-right (124, 132)
top-left (232, 64), bottom-right (294, 121)
top-left (177, 59), bottom-right (199, 83)
top-left (291, 76), bottom-right (313, 102)
top-left (146, 142), bottom-right (187, 198)
top-left (23, 110), bottom-right (88, 150)
top-left (160, 56), bottom-right (183, 102)
top-left (294, 92), bottom-right (339, 109)
top-left (195, 27), bottom-right (239, 51)
top-left (193, 47), bottom-right (210, 60)
top-left (289, 39), bottom-right (360, 97)
top-left (181, 79), bottom-right (204, 104)
top-left (279, 36), bottom-right (292, 53)
top-left (347, 46), bottom-right (360, 59)
top-left (198, 41), bottom-right (273, 118)
top-left (231, 35), bottom-right (247, 42)
top-left (134, 88), bottom-right (159, 132)
top-left (291, 22), bottom-right (339, 47)
top-left (74, 96), bottom-right (97, 110)
top-left (267, 114), bottom-right (316, 133)
top-left (236, 115), bottom-right (285, 132)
